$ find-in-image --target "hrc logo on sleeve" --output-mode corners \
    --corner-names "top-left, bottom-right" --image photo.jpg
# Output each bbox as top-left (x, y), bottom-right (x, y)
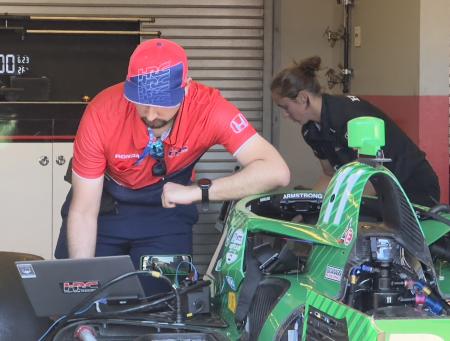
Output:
top-left (230, 113), bottom-right (249, 134)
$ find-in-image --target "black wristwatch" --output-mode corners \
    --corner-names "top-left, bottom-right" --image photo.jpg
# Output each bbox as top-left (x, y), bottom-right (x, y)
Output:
top-left (197, 178), bottom-right (212, 212)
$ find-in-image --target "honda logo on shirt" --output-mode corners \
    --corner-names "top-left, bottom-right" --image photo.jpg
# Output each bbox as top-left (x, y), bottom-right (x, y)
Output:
top-left (230, 113), bottom-right (248, 134)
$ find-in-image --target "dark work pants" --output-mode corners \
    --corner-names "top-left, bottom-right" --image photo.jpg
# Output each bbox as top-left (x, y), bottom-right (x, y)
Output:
top-left (55, 166), bottom-right (198, 296)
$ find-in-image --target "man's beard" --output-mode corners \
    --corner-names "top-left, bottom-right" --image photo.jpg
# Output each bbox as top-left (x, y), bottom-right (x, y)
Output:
top-left (142, 117), bottom-right (173, 129)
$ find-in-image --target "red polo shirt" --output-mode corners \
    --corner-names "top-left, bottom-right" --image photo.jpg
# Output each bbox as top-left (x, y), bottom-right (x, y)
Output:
top-left (72, 81), bottom-right (257, 189)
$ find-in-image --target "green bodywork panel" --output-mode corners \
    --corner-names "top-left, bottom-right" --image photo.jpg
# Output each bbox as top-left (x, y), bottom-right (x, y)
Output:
top-left (421, 218), bottom-right (450, 244)
top-left (213, 198), bottom-right (344, 298)
top-left (303, 289), bottom-right (381, 340)
top-left (257, 279), bottom-right (308, 340)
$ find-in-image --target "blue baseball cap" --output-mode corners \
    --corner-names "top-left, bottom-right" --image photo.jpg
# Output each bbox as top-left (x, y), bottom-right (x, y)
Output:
top-left (124, 39), bottom-right (188, 107)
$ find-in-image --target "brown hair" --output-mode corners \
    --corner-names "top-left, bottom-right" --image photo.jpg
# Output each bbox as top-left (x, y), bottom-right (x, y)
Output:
top-left (271, 56), bottom-right (322, 99)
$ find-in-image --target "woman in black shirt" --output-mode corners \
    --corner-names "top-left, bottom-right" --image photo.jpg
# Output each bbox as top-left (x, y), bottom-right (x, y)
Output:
top-left (271, 56), bottom-right (440, 207)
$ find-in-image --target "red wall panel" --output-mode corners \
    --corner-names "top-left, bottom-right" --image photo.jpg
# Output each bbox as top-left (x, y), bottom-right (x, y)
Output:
top-left (361, 95), bottom-right (448, 203)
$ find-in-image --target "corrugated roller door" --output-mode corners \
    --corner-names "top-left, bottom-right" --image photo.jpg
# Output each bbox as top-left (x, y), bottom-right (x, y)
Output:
top-left (0, 0), bottom-right (272, 274)
top-left (140, 1), bottom-right (268, 274)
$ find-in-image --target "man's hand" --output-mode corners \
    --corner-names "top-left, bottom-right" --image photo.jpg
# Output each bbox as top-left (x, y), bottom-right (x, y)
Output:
top-left (161, 182), bottom-right (201, 208)
top-left (291, 214), bottom-right (304, 223)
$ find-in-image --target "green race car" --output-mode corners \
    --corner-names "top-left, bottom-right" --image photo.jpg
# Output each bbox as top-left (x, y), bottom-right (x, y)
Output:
top-left (207, 117), bottom-right (450, 340)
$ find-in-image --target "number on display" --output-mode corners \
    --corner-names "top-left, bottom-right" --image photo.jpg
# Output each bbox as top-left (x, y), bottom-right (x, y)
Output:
top-left (0, 54), bottom-right (31, 75)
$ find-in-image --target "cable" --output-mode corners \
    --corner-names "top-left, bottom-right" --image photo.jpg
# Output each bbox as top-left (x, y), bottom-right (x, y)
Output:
top-left (101, 292), bottom-right (176, 315)
top-left (142, 290), bottom-right (173, 302)
top-left (38, 316), bottom-right (66, 341)
top-left (62, 271), bottom-right (149, 322)
top-left (44, 270), bottom-right (180, 339)
top-left (38, 298), bottom-right (105, 341)
top-left (175, 260), bottom-right (199, 287)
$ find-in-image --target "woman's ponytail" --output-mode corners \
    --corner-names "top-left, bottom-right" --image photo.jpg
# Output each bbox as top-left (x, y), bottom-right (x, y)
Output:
top-left (271, 56), bottom-right (322, 98)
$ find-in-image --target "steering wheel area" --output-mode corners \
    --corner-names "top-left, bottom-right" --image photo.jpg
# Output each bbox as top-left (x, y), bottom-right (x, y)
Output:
top-left (245, 191), bottom-right (323, 224)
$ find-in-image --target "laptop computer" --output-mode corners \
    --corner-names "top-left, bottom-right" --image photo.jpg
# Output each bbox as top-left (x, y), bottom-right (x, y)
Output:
top-left (15, 255), bottom-right (145, 317)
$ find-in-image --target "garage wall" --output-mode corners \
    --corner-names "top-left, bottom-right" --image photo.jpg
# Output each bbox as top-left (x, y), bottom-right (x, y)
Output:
top-left (0, 0), bottom-right (273, 273)
top-left (418, 0), bottom-right (449, 202)
top-left (351, 0), bottom-right (420, 96)
top-left (351, 0), bottom-right (449, 203)
top-left (273, 0), bottom-right (343, 188)
top-left (351, 0), bottom-right (421, 161)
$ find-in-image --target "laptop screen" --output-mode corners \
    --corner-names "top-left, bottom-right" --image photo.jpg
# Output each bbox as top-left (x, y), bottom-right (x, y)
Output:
top-left (16, 255), bottom-right (145, 317)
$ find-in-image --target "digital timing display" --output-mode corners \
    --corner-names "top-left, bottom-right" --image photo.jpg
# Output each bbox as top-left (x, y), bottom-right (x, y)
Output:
top-left (0, 53), bottom-right (31, 75)
top-left (1, 19), bottom-right (138, 101)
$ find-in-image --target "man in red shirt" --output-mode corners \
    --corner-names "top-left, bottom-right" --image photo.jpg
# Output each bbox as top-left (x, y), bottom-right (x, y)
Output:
top-left (55, 38), bottom-right (290, 293)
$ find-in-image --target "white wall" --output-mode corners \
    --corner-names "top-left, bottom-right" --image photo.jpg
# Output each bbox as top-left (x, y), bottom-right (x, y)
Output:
top-left (419, 0), bottom-right (449, 96)
top-left (351, 0), bottom-right (420, 95)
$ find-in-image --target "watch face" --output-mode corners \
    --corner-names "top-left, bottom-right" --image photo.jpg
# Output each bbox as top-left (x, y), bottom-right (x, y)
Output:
top-left (198, 178), bottom-right (212, 187)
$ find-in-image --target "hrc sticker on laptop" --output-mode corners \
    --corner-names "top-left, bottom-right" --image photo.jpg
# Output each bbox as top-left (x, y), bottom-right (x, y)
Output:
top-left (16, 263), bottom-right (36, 279)
top-left (60, 280), bottom-right (100, 294)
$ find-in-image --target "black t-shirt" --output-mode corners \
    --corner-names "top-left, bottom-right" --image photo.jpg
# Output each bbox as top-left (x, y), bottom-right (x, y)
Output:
top-left (302, 94), bottom-right (440, 205)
